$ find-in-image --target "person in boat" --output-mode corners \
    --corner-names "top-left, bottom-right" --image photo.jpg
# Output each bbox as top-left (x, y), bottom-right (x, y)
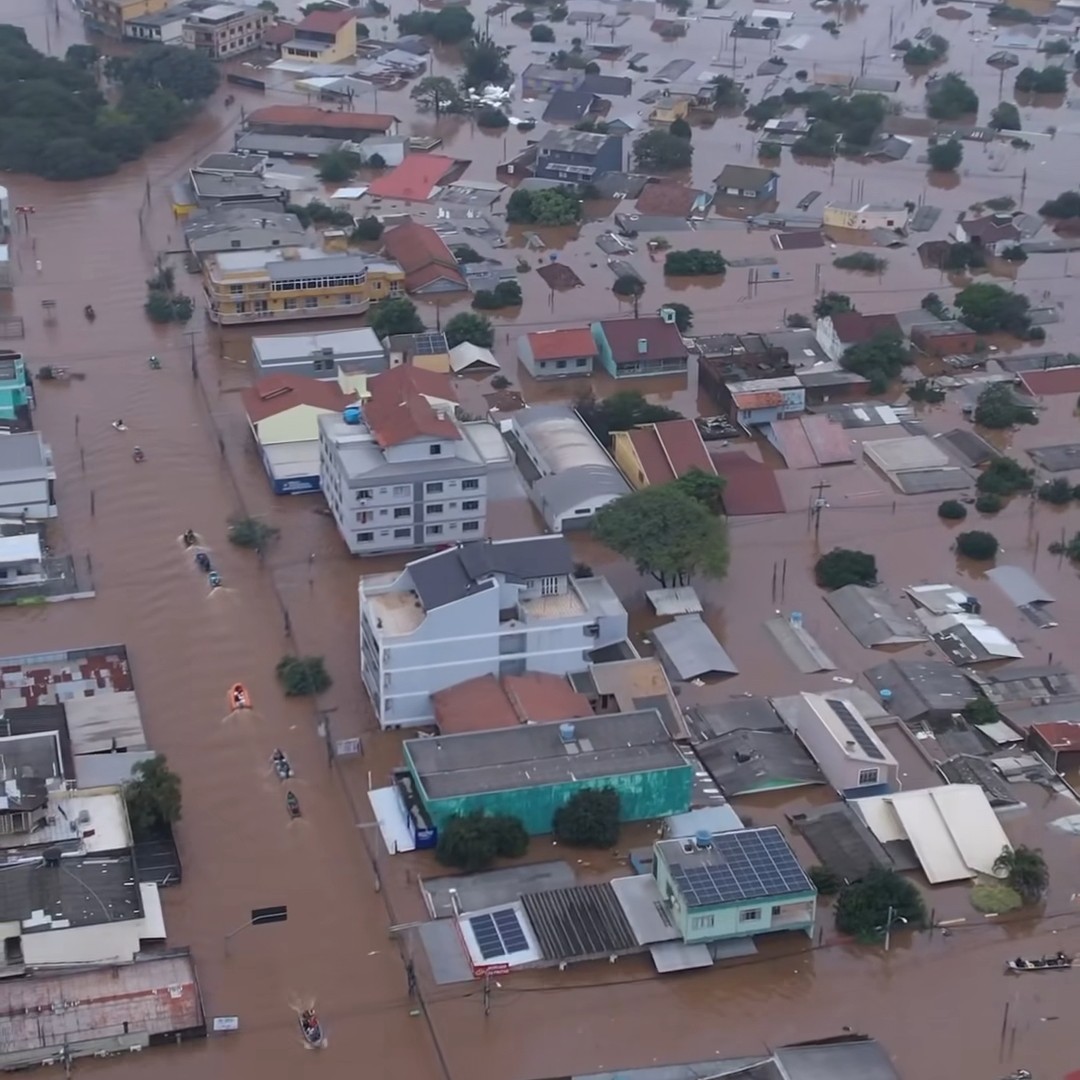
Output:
top-left (232, 688), bottom-right (245, 708)
top-left (183, 529), bottom-right (197, 547)
top-left (195, 552), bottom-right (211, 571)
top-left (209, 571), bottom-right (221, 587)
top-left (84, 304), bottom-right (95, 319)
top-left (112, 419), bottom-right (124, 430)
top-left (132, 446), bottom-right (144, 462)
top-left (287, 790), bottom-right (299, 813)
top-left (1014, 957), bottom-right (1027, 968)
top-left (1057, 951), bottom-right (1068, 962)
top-left (272, 748), bottom-right (285, 762)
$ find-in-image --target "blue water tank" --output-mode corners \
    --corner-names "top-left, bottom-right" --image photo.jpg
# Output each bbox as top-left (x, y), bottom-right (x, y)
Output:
top-left (343, 405), bottom-right (362, 425)
top-left (879, 688), bottom-right (893, 702)
top-left (558, 722), bottom-right (576, 743)
top-left (694, 829), bottom-right (712, 849)
top-left (790, 611), bottom-right (803, 629)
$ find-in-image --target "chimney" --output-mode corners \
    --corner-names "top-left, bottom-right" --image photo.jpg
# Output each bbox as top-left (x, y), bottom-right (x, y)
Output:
top-left (637, 338), bottom-right (648, 354)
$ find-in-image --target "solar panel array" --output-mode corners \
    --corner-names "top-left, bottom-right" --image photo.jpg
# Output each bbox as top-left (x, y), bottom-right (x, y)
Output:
top-left (669, 829), bottom-right (813, 908)
top-left (827, 698), bottom-right (885, 760)
top-left (413, 331), bottom-right (448, 356)
top-left (468, 908), bottom-right (530, 960)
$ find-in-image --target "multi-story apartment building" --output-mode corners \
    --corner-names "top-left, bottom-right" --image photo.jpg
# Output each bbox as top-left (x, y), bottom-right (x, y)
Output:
top-left (358, 535), bottom-right (630, 728)
top-left (81, 0), bottom-right (169, 36)
top-left (202, 247), bottom-right (404, 326)
top-left (319, 365), bottom-right (495, 556)
top-left (280, 8), bottom-right (358, 64)
top-left (183, 3), bottom-right (269, 58)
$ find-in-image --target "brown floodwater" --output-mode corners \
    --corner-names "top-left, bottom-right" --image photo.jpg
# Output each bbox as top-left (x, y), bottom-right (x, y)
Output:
top-left (7, 1), bottom-right (1080, 1078)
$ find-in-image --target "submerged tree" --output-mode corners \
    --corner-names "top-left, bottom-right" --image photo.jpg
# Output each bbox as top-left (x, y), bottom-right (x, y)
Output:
top-left (553, 787), bottom-right (621, 847)
top-left (124, 754), bottom-right (182, 835)
top-left (994, 845), bottom-right (1049, 903)
top-left (834, 868), bottom-right (927, 940)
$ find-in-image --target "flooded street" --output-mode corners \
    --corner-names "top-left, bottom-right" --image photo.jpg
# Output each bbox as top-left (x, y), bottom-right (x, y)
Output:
top-left (6, 0), bottom-right (1080, 1077)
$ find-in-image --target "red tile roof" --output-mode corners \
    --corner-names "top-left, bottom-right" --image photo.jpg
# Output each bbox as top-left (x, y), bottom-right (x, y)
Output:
top-left (525, 327), bottom-right (598, 361)
top-left (730, 389), bottom-right (784, 410)
top-left (598, 316), bottom-right (687, 364)
top-left (626, 419), bottom-right (713, 485)
top-left (367, 154), bottom-right (457, 203)
top-left (503, 672), bottom-right (594, 724)
top-left (634, 182), bottom-right (706, 218)
top-left (711, 450), bottom-right (785, 515)
top-left (381, 222), bottom-right (466, 293)
top-left (828, 311), bottom-right (901, 345)
top-left (1020, 367), bottom-right (1080, 397)
top-left (240, 374), bottom-right (356, 425)
top-left (363, 365), bottom-right (460, 448)
top-left (1032, 721), bottom-right (1080, 750)
top-left (295, 7), bottom-right (356, 33)
top-left (433, 675), bottom-right (520, 734)
top-left (264, 21), bottom-right (296, 45)
top-left (246, 106), bottom-right (396, 134)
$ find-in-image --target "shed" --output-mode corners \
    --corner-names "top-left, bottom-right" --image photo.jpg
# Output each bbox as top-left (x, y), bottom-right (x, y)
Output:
top-left (448, 342), bottom-right (500, 374)
top-left (824, 585), bottom-right (926, 648)
top-left (650, 616), bottom-right (738, 680)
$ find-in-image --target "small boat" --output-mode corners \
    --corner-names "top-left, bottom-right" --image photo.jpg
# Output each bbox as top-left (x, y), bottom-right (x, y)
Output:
top-left (298, 1008), bottom-right (322, 1045)
top-left (195, 551), bottom-right (212, 572)
top-left (209, 570), bottom-right (222, 588)
top-left (148, 355), bottom-right (161, 370)
top-left (271, 749), bottom-right (293, 780)
top-left (1006, 952), bottom-right (1072, 973)
top-left (286, 790), bottom-right (301, 819)
top-left (182, 529), bottom-right (198, 548)
top-left (84, 304), bottom-right (95, 321)
top-left (228, 683), bottom-right (252, 711)
top-left (132, 447), bottom-right (145, 463)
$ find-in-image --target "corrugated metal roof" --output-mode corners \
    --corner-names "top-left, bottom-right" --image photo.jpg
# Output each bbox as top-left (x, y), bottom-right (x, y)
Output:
top-left (651, 615), bottom-right (739, 679)
top-left (986, 565), bottom-right (1056, 608)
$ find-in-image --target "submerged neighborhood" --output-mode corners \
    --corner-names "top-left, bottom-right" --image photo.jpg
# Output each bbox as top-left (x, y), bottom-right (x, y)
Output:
top-left (5, 0), bottom-right (1080, 1077)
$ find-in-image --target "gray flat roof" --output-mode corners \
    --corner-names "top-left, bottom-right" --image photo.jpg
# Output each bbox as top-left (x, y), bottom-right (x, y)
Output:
top-left (694, 729), bottom-right (822, 796)
top-left (252, 326), bottom-right (383, 363)
top-left (986, 565), bottom-right (1055, 608)
top-left (407, 710), bottom-right (684, 799)
top-left (0, 855), bottom-right (142, 930)
top-left (863, 659), bottom-right (978, 720)
top-left (267, 253), bottom-right (371, 282)
top-left (0, 433), bottom-right (49, 480)
top-left (824, 585), bottom-right (925, 648)
top-left (775, 1038), bottom-right (901, 1080)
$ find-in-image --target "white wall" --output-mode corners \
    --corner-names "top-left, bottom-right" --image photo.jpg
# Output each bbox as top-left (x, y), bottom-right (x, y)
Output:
top-left (21, 918), bottom-right (144, 967)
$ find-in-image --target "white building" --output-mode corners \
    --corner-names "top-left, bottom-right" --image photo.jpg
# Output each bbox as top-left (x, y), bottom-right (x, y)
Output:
top-left (0, 433), bottom-right (57, 520)
top-left (822, 202), bottom-right (910, 232)
top-left (0, 533), bottom-right (45, 587)
top-left (359, 535), bottom-right (629, 728)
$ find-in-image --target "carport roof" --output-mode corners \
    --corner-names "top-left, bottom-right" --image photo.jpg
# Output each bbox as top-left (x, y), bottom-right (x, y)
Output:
top-left (521, 883), bottom-right (638, 961)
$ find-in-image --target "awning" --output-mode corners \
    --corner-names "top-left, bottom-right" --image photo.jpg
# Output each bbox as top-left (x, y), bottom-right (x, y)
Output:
top-left (367, 786), bottom-right (415, 854)
top-left (650, 941), bottom-right (714, 973)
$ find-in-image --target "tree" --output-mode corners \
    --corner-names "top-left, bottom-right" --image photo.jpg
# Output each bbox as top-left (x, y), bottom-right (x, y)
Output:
top-left (369, 297), bottom-right (424, 338)
top-left (975, 493), bottom-right (1003, 514)
top-left (833, 252), bottom-right (887, 272)
top-left (461, 31), bottom-right (511, 89)
top-left (397, 6), bottom-right (474, 42)
top-left (445, 312), bottom-right (494, 349)
top-left (926, 72), bottom-right (979, 119)
top-left (664, 249), bottom-right (726, 275)
top-left (955, 530), bottom-right (999, 560)
top-left (921, 292), bottom-right (949, 319)
top-left (593, 486), bottom-right (729, 587)
top-left (227, 515), bottom-right (280, 550)
top-left (927, 138), bottom-right (963, 172)
top-left (758, 141), bottom-right (782, 160)
top-left (814, 548), bottom-right (877, 589)
top-left (941, 241), bottom-right (986, 273)
top-left (436, 811), bottom-right (528, 871)
top-left (674, 468), bottom-right (726, 513)
top-left (903, 33), bottom-right (948, 66)
top-left (576, 391), bottom-right (680, 446)
top-left (257, 0), bottom-right (279, 10)
top-left (351, 216), bottom-right (384, 242)
top-left (506, 187), bottom-right (582, 225)
top-left (473, 280), bottom-right (522, 309)
top-left (964, 695), bottom-right (1001, 726)
top-left (994, 845), bottom-right (1049, 903)
top-left (662, 302), bottom-right (693, 332)
top-left (813, 292), bottom-right (853, 318)
top-left (65, 44), bottom-right (99, 69)
top-left (110, 45), bottom-right (220, 101)
top-left (976, 457), bottom-right (1033, 496)
top-left (1040, 190), bottom-right (1080, 219)
top-left (276, 655), bottom-right (332, 696)
top-left (1015, 66), bottom-right (1067, 94)
top-left (711, 74), bottom-right (746, 109)
top-left (834, 869), bottom-right (927, 941)
top-left (669, 116), bottom-right (692, 140)
top-left (955, 283), bottom-right (1031, 335)
top-left (938, 499), bottom-right (967, 521)
top-left (124, 754), bottom-right (182, 835)
top-left (145, 290), bottom-right (175, 323)
top-left (553, 787), bottom-right (621, 848)
top-left (989, 101), bottom-right (1021, 131)
top-left (612, 274), bottom-right (644, 298)
top-left (1038, 477), bottom-right (1073, 505)
top-left (808, 864), bottom-right (842, 895)
top-left (841, 332), bottom-right (910, 394)
top-left (317, 148), bottom-right (361, 182)
top-left (476, 107), bottom-right (510, 129)
top-left (530, 22), bottom-right (555, 41)
top-left (974, 382), bottom-right (1038, 428)
top-left (632, 129), bottom-right (693, 170)
top-left (410, 75), bottom-right (465, 116)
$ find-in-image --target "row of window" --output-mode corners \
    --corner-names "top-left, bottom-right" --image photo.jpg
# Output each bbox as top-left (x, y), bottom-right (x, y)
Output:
top-left (540, 357), bottom-right (589, 369)
top-left (357, 500), bottom-right (480, 524)
top-left (689, 905), bottom-right (789, 931)
top-left (356, 520), bottom-right (480, 544)
top-left (355, 478), bottom-right (479, 500)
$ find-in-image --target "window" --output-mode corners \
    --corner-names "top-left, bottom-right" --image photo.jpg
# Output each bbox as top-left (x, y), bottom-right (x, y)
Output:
top-left (393, 507), bottom-right (410, 519)
top-left (576, 357), bottom-right (587, 367)
top-left (462, 500), bottom-right (479, 511)
top-left (690, 914), bottom-right (715, 930)
top-left (539, 576), bottom-right (560, 596)
top-left (556, 360), bottom-right (567, 369)
top-left (356, 511), bottom-right (373, 524)
top-left (356, 489), bottom-right (372, 500)
top-left (392, 485), bottom-right (409, 497)
top-left (461, 479), bottom-right (479, 491)
top-left (462, 521), bottom-right (480, 532)
top-left (739, 909), bottom-right (761, 922)
top-left (356, 532), bottom-right (373, 543)
top-left (427, 524), bottom-right (443, 536)
top-left (304, 296), bottom-right (318, 309)
top-left (426, 482), bottom-right (443, 494)
top-left (857, 768), bottom-right (879, 786)
top-left (393, 527), bottom-right (411, 538)
top-left (427, 504), bottom-right (443, 514)
top-left (429, 444), bottom-right (442, 456)
top-left (771, 906), bottom-right (783, 916)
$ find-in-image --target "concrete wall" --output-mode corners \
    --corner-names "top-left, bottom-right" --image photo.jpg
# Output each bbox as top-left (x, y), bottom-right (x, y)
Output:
top-left (21, 919), bottom-right (144, 967)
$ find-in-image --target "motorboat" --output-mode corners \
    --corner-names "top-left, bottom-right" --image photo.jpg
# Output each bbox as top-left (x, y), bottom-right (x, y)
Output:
top-left (208, 571), bottom-right (222, 588)
top-left (84, 305), bottom-right (95, 321)
top-left (182, 530), bottom-right (198, 548)
top-left (228, 683), bottom-right (252, 711)
top-left (195, 552), bottom-right (212, 572)
top-left (271, 749), bottom-right (293, 781)
top-left (132, 447), bottom-right (145, 463)
top-left (286, 790), bottom-right (301, 819)
top-left (1006, 952), bottom-right (1072, 973)
top-left (148, 355), bottom-right (161, 370)
top-left (298, 1008), bottom-right (322, 1045)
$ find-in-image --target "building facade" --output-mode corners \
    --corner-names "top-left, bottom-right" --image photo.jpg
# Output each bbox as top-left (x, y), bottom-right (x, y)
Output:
top-left (359, 536), bottom-right (629, 727)
top-left (714, 165), bottom-right (778, 202)
top-left (281, 8), bottom-right (358, 64)
top-left (823, 202), bottom-right (910, 232)
top-left (517, 327), bottom-right (597, 379)
top-left (534, 130), bottom-right (623, 183)
top-left (81, 0), bottom-right (169, 36)
top-left (183, 4), bottom-right (268, 58)
top-left (0, 351), bottom-right (30, 421)
top-left (251, 327), bottom-right (387, 383)
top-left (0, 433), bottom-right (56, 520)
top-left (202, 247), bottom-right (404, 325)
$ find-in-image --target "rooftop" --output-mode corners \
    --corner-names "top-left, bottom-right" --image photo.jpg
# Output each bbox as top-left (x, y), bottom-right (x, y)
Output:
top-left (827, 311), bottom-right (902, 344)
top-left (431, 672), bottom-right (593, 735)
top-left (251, 326), bottom-right (384, 364)
top-left (246, 105), bottom-right (396, 133)
top-left (537, 128), bottom-right (617, 155)
top-left (715, 164), bottom-right (777, 190)
top-left (363, 364), bottom-right (459, 447)
top-left (521, 883), bottom-right (638, 961)
top-left (405, 710), bottom-right (684, 799)
top-left (597, 317), bottom-right (687, 364)
top-left (694, 729), bottom-right (822, 796)
top-left (294, 7), bottom-right (355, 32)
top-left (0, 432), bottom-right (50, 480)
top-left (381, 221), bottom-right (466, 291)
top-left (1031, 721), bottom-right (1080, 750)
top-left (0, 854), bottom-right (142, 930)
top-left (635, 182), bottom-right (708, 218)
top-left (367, 154), bottom-right (457, 202)
top-left (624, 419), bottom-right (713, 485)
top-left (241, 374), bottom-right (357, 424)
top-left (525, 327), bottom-right (598, 361)
top-left (0, 788), bottom-right (130, 854)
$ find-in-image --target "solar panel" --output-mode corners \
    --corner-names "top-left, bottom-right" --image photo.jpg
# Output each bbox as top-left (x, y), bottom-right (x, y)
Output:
top-left (468, 907), bottom-right (529, 960)
top-left (827, 698), bottom-right (885, 761)
top-left (670, 828), bottom-right (813, 908)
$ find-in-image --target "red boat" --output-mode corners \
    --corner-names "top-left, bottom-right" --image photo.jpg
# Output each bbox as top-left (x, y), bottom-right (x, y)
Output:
top-left (228, 683), bottom-right (252, 711)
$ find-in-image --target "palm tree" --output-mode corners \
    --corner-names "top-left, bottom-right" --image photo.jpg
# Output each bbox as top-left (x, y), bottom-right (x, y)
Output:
top-left (994, 844), bottom-right (1049, 904)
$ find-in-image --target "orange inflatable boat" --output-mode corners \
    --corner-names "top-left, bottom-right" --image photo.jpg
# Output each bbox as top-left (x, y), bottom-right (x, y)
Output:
top-left (228, 683), bottom-right (252, 711)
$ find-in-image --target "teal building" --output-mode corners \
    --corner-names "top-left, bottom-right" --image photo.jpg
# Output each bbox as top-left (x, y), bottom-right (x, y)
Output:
top-left (0, 352), bottom-right (30, 421)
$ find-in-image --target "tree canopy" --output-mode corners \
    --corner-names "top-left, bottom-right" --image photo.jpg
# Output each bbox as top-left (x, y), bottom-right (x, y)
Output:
top-left (955, 530), bottom-right (998, 560)
top-left (674, 468), bottom-right (727, 513)
top-left (396, 6), bottom-right (474, 42)
top-left (1015, 65), bottom-right (1067, 94)
top-left (632, 129), bottom-right (693, 170)
top-left (841, 332), bottom-right (910, 393)
top-left (436, 811), bottom-right (528, 872)
top-left (276, 655), bottom-right (332, 696)
top-left (445, 312), bottom-right (494, 348)
top-left (409, 75), bottom-right (465, 115)
top-left (593, 485), bottom-right (730, 587)
top-left (973, 382), bottom-right (1038, 429)
top-left (662, 302), bottom-right (693, 332)
top-left (0, 28), bottom-right (216, 180)
top-left (664, 249), bottom-right (727, 276)
top-left (926, 72), bottom-right (979, 119)
top-left (461, 31), bottom-right (511, 89)
top-left (369, 297), bottom-right (425, 338)
top-left (576, 390), bottom-right (680, 446)
top-left (989, 101), bottom-right (1022, 131)
top-left (813, 292), bottom-right (854, 318)
top-left (1040, 190), bottom-right (1080, 219)
top-left (834, 869), bottom-right (928, 940)
top-left (124, 754), bottom-right (182, 836)
top-left (814, 548), bottom-right (877, 589)
top-left (553, 787), bottom-right (621, 848)
top-left (994, 844), bottom-right (1048, 904)
top-left (927, 138), bottom-right (963, 172)
top-left (506, 187), bottom-right (582, 225)
top-left (955, 283), bottom-right (1030, 334)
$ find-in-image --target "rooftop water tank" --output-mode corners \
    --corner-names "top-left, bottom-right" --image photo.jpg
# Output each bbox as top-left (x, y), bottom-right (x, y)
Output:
top-left (694, 829), bottom-right (712, 850)
top-left (558, 722), bottom-right (576, 743)
top-left (343, 405), bottom-right (362, 425)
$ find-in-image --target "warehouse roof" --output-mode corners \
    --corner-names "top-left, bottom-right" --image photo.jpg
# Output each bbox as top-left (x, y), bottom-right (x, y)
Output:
top-left (405, 710), bottom-right (683, 799)
top-left (521, 883), bottom-right (638, 961)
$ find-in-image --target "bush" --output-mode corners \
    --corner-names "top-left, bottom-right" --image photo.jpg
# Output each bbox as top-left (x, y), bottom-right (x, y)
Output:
top-left (994, 844), bottom-right (1049, 904)
top-left (472, 280), bottom-right (522, 309)
top-left (758, 141), bottom-right (782, 160)
top-left (833, 252), bottom-right (887, 272)
top-left (553, 787), bottom-right (620, 847)
top-left (1015, 66), bottom-right (1067, 94)
top-left (476, 107), bottom-right (510, 130)
top-left (530, 22), bottom-right (555, 40)
top-left (275, 655), bottom-right (332, 696)
top-left (436, 811), bottom-right (529, 872)
top-left (1000, 244), bottom-right (1027, 263)
top-left (975, 492), bottom-right (1004, 514)
top-left (227, 515), bottom-right (280, 550)
top-left (926, 72), bottom-right (978, 120)
top-left (834, 869), bottom-right (927, 941)
top-left (664, 249), bottom-right (727, 275)
top-left (506, 187), bottom-right (582, 225)
top-left (989, 102), bottom-right (1021, 131)
top-left (964, 695), bottom-right (1001, 726)
top-left (351, 216), bottom-right (384, 241)
top-left (808, 864), bottom-right (842, 895)
top-left (955, 530), bottom-right (999, 560)
top-left (903, 33), bottom-right (948, 65)
top-left (1037, 478), bottom-right (1073, 504)
top-left (317, 148), bottom-right (361, 182)
top-left (450, 244), bottom-right (484, 264)
top-left (973, 382), bottom-right (1038, 429)
top-left (613, 273), bottom-right (644, 297)
top-left (814, 548), bottom-right (877, 589)
top-left (927, 138), bottom-right (963, 172)
top-left (938, 499), bottom-right (967, 521)
top-left (1040, 190), bottom-right (1080, 219)
top-left (124, 754), bottom-right (182, 835)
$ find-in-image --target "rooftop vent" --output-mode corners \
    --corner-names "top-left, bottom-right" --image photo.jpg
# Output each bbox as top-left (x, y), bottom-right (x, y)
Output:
top-left (659, 307), bottom-right (677, 325)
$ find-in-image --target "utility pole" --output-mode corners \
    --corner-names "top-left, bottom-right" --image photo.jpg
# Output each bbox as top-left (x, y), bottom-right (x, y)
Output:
top-left (884, 905), bottom-right (895, 952)
top-left (483, 972), bottom-right (492, 1016)
top-left (810, 480), bottom-right (830, 538)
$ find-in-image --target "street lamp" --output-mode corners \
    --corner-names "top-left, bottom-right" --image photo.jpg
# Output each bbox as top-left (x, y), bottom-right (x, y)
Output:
top-left (878, 905), bottom-right (908, 952)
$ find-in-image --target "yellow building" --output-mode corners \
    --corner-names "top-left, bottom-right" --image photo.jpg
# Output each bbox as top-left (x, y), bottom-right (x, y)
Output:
top-left (281, 8), bottom-right (358, 64)
top-left (82, 0), bottom-right (169, 35)
top-left (648, 95), bottom-right (692, 125)
top-left (822, 202), bottom-right (910, 232)
top-left (611, 419), bottom-right (717, 490)
top-left (202, 247), bottom-right (404, 326)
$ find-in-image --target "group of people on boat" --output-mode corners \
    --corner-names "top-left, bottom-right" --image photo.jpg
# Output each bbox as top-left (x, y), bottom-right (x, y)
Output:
top-left (1012, 951), bottom-right (1070, 969)
top-left (300, 1008), bottom-right (321, 1044)
top-left (272, 748), bottom-right (293, 780)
